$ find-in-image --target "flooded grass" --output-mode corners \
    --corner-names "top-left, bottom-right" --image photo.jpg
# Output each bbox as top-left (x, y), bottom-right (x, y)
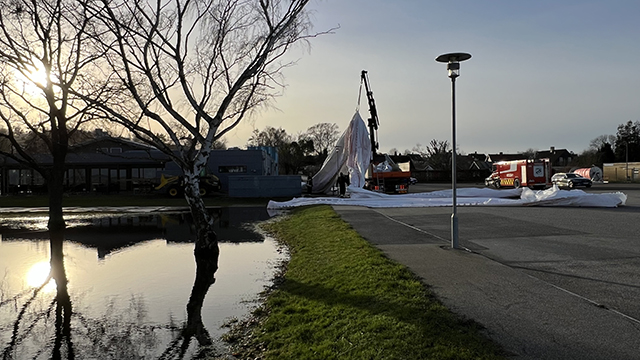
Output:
top-left (0, 208), bottom-right (281, 359)
top-left (237, 205), bottom-right (505, 359)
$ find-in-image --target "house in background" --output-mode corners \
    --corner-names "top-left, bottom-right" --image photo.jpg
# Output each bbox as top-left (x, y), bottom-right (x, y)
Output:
top-left (486, 147), bottom-right (574, 174)
top-left (485, 152), bottom-right (526, 163)
top-left (401, 152), bottom-right (491, 183)
top-left (0, 137), bottom-right (169, 195)
top-left (534, 147), bottom-right (574, 172)
top-left (0, 136), bottom-right (300, 198)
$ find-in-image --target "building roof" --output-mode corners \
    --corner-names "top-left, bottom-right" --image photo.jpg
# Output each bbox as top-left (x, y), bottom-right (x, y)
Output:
top-left (70, 136), bottom-right (156, 152)
top-left (486, 153), bottom-right (527, 163)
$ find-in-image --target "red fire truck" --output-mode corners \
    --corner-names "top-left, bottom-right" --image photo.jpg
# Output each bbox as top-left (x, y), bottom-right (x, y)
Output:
top-left (485, 159), bottom-right (551, 189)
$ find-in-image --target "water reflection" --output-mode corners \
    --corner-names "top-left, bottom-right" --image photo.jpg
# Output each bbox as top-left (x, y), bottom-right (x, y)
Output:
top-left (1, 229), bottom-right (74, 359)
top-left (26, 261), bottom-right (55, 292)
top-left (0, 207), bottom-right (281, 359)
top-left (0, 207), bottom-right (271, 258)
top-left (160, 240), bottom-right (219, 359)
top-left (50, 229), bottom-right (73, 360)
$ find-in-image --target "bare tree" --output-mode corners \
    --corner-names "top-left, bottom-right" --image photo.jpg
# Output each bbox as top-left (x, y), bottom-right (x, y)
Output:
top-left (0, 0), bottom-right (102, 231)
top-left (247, 126), bottom-right (315, 174)
top-left (246, 126), bottom-right (292, 148)
top-left (80, 0), bottom-right (325, 254)
top-left (520, 148), bottom-right (538, 159)
top-left (301, 122), bottom-right (339, 156)
top-left (589, 134), bottom-right (616, 152)
top-left (414, 139), bottom-right (451, 171)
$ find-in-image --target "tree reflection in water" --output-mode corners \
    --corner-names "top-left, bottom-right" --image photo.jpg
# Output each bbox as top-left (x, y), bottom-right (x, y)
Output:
top-left (50, 229), bottom-right (74, 360)
top-left (160, 247), bottom-right (219, 359)
top-left (1, 229), bottom-right (75, 359)
top-left (0, 229), bottom-right (221, 359)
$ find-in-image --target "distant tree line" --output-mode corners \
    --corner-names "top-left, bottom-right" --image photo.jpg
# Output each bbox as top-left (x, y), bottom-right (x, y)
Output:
top-left (390, 120), bottom-right (640, 171)
top-left (246, 122), bottom-right (339, 175)
top-left (570, 120), bottom-right (640, 168)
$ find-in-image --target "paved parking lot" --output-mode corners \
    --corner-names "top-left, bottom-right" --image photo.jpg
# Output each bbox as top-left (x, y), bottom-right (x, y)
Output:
top-left (334, 183), bottom-right (640, 359)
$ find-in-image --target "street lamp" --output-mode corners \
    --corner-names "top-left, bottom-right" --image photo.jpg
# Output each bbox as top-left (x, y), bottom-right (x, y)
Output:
top-left (436, 52), bottom-right (472, 249)
top-left (625, 141), bottom-right (630, 182)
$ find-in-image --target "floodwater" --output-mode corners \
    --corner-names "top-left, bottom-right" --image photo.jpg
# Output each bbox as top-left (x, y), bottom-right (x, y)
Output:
top-left (0, 207), bottom-right (284, 359)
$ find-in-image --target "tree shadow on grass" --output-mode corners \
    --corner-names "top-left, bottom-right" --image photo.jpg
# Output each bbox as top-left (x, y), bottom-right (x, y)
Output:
top-left (279, 277), bottom-right (486, 338)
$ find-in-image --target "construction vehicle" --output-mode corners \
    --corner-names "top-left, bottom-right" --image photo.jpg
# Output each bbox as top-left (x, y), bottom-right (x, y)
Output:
top-left (155, 171), bottom-right (221, 197)
top-left (365, 153), bottom-right (411, 194)
top-left (485, 159), bottom-right (551, 189)
top-left (360, 70), bottom-right (412, 194)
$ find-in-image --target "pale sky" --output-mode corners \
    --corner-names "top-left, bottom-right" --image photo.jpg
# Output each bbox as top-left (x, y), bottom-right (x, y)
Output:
top-left (225, 0), bottom-right (640, 156)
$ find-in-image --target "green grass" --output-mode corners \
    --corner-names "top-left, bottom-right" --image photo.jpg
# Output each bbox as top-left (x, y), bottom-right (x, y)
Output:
top-left (243, 205), bottom-right (505, 360)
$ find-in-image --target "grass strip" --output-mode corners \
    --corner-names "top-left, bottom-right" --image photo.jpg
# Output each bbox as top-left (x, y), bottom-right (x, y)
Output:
top-left (243, 205), bottom-right (504, 360)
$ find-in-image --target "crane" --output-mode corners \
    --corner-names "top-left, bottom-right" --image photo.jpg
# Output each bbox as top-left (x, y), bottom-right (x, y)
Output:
top-left (361, 70), bottom-right (379, 156)
top-left (359, 70), bottom-right (411, 194)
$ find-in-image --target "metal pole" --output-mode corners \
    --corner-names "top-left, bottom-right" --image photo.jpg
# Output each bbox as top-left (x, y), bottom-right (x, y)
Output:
top-left (626, 142), bottom-right (629, 181)
top-left (451, 77), bottom-right (458, 249)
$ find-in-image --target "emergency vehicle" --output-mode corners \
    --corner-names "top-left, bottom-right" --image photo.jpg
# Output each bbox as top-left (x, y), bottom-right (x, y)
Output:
top-left (485, 159), bottom-right (551, 189)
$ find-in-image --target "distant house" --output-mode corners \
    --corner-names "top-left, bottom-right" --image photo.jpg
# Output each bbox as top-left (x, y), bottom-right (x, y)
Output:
top-left (535, 147), bottom-right (574, 170)
top-left (485, 152), bottom-right (526, 163)
top-left (0, 137), bottom-right (169, 195)
top-left (405, 154), bottom-right (434, 172)
top-left (486, 147), bottom-right (574, 173)
top-left (401, 154), bottom-right (444, 182)
top-left (0, 136), bottom-right (299, 197)
top-left (397, 153), bottom-right (490, 183)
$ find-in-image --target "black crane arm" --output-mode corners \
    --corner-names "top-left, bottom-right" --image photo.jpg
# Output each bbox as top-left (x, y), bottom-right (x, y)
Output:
top-left (361, 70), bottom-right (379, 155)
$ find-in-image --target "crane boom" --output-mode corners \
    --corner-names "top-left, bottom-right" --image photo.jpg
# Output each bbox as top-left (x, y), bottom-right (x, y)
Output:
top-left (361, 70), bottom-right (379, 156)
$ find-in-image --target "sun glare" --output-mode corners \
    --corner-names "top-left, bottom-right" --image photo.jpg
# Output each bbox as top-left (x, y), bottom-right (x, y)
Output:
top-left (14, 60), bottom-right (49, 96)
top-left (26, 261), bottom-right (56, 292)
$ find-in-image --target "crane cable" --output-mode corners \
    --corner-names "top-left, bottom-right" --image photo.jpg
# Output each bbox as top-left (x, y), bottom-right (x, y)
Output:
top-left (356, 76), bottom-right (364, 112)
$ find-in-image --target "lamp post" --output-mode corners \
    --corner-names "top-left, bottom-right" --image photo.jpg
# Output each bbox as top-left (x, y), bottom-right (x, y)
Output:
top-left (626, 141), bottom-right (629, 182)
top-left (436, 52), bottom-right (471, 249)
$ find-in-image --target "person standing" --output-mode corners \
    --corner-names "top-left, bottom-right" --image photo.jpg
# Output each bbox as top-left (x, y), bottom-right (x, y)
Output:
top-left (337, 172), bottom-right (350, 197)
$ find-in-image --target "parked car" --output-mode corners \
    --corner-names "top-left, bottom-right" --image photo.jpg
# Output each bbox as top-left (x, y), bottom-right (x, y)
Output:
top-left (551, 173), bottom-right (592, 189)
top-left (409, 177), bottom-right (418, 185)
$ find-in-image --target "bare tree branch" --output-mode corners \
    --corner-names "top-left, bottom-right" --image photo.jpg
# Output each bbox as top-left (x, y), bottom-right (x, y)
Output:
top-left (76, 0), bottom-right (328, 248)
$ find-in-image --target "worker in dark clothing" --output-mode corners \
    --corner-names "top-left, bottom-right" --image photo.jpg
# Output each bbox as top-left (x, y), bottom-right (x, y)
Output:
top-left (337, 172), bottom-right (350, 197)
top-left (307, 176), bottom-right (313, 194)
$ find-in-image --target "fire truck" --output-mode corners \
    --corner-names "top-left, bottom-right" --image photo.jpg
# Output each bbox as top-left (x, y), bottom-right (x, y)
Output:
top-left (360, 70), bottom-right (412, 194)
top-left (485, 159), bottom-right (551, 189)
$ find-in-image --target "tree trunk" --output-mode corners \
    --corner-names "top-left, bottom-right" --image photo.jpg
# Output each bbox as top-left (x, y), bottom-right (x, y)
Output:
top-left (47, 166), bottom-right (66, 232)
top-left (47, 131), bottom-right (68, 232)
top-left (183, 173), bottom-right (220, 259)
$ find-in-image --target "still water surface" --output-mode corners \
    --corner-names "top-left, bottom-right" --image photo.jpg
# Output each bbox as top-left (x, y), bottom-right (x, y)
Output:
top-left (0, 207), bottom-right (282, 359)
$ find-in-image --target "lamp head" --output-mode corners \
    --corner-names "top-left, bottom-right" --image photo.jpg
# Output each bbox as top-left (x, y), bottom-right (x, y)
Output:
top-left (447, 62), bottom-right (460, 78)
top-left (435, 52), bottom-right (472, 79)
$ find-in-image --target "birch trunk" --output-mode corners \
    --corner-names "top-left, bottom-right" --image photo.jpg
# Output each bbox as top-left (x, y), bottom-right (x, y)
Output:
top-left (183, 170), bottom-right (220, 261)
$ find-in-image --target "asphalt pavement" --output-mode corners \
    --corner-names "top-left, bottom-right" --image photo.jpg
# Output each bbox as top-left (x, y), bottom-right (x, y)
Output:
top-left (333, 183), bottom-right (640, 360)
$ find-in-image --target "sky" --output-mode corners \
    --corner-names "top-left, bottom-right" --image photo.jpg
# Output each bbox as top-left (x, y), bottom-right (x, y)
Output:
top-left (224, 0), bottom-right (640, 156)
